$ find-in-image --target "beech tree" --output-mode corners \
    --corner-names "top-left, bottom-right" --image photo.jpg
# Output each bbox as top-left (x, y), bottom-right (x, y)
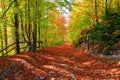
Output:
top-left (0, 0), bottom-right (70, 56)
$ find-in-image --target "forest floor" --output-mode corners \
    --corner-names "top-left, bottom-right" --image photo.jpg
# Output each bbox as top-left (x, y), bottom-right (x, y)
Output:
top-left (0, 42), bottom-right (120, 80)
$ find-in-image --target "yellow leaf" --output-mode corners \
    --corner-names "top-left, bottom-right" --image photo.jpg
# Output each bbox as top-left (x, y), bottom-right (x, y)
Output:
top-left (117, 61), bottom-right (120, 66)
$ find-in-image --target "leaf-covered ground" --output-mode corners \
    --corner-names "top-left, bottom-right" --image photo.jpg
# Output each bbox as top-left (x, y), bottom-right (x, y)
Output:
top-left (0, 42), bottom-right (120, 80)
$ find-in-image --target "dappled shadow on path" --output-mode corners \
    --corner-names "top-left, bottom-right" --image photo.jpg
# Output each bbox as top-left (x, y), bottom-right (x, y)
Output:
top-left (0, 42), bottom-right (120, 80)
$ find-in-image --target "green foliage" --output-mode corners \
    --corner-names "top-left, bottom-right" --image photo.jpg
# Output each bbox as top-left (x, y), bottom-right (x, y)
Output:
top-left (0, 0), bottom-right (70, 56)
top-left (70, 0), bottom-right (120, 55)
top-left (103, 46), bottom-right (120, 55)
top-left (53, 40), bottom-right (64, 46)
top-left (89, 8), bottom-right (120, 54)
top-left (69, 12), bottom-right (92, 42)
top-left (72, 35), bottom-right (85, 48)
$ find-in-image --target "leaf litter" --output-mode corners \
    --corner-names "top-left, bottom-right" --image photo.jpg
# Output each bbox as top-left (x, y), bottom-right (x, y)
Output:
top-left (0, 42), bottom-right (120, 80)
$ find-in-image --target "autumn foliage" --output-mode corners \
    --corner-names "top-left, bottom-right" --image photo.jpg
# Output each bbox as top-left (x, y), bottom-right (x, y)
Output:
top-left (0, 42), bottom-right (120, 79)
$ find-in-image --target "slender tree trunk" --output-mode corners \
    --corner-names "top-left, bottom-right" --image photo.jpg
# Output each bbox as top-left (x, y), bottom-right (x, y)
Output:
top-left (38, 13), bottom-right (41, 48)
top-left (28, 0), bottom-right (32, 51)
top-left (0, 26), bottom-right (4, 55)
top-left (38, 23), bottom-right (41, 48)
top-left (45, 30), bottom-right (47, 46)
top-left (4, 26), bottom-right (7, 54)
top-left (105, 0), bottom-right (108, 15)
top-left (38, 0), bottom-right (41, 48)
top-left (4, 6), bottom-right (8, 54)
top-left (14, 0), bottom-right (20, 54)
top-left (20, 13), bottom-right (27, 42)
top-left (94, 0), bottom-right (98, 24)
top-left (32, 1), bottom-right (38, 52)
top-left (86, 33), bottom-right (89, 51)
top-left (1, 0), bottom-right (7, 55)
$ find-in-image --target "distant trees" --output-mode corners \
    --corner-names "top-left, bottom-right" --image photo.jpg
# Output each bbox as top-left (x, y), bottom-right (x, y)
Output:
top-left (69, 0), bottom-right (120, 55)
top-left (0, 0), bottom-right (70, 56)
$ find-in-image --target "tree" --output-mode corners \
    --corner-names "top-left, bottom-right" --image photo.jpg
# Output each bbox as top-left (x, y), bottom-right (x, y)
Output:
top-left (94, 0), bottom-right (98, 24)
top-left (0, 0), bottom-right (71, 56)
top-left (14, 0), bottom-right (20, 54)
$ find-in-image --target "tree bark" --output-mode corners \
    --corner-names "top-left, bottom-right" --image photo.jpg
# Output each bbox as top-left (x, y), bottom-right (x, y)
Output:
top-left (27, 0), bottom-right (32, 51)
top-left (14, 0), bottom-right (20, 54)
top-left (0, 26), bottom-right (4, 55)
top-left (105, 0), bottom-right (108, 15)
top-left (32, 1), bottom-right (38, 52)
top-left (94, 0), bottom-right (98, 24)
top-left (4, 26), bottom-right (7, 54)
top-left (86, 33), bottom-right (89, 51)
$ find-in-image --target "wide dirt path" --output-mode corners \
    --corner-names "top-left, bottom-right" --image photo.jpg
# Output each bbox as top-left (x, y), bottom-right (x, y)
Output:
top-left (0, 42), bottom-right (120, 80)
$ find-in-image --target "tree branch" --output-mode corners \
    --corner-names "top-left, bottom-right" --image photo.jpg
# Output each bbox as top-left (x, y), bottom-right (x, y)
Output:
top-left (0, 0), bottom-right (15, 18)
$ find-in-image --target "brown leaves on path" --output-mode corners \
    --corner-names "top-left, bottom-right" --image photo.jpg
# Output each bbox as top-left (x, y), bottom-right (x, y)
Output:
top-left (0, 42), bottom-right (120, 80)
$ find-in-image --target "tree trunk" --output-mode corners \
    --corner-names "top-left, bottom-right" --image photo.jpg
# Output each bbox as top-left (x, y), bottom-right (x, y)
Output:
top-left (86, 33), bottom-right (89, 51)
top-left (4, 26), bottom-right (7, 54)
top-left (20, 13), bottom-right (27, 42)
top-left (1, 0), bottom-right (8, 55)
top-left (105, 0), bottom-right (108, 15)
top-left (38, 23), bottom-right (41, 48)
top-left (32, 1), bottom-right (38, 52)
top-left (94, 0), bottom-right (98, 24)
top-left (38, 13), bottom-right (41, 48)
top-left (28, 0), bottom-right (32, 51)
top-left (0, 26), bottom-right (4, 55)
top-left (14, 0), bottom-right (20, 54)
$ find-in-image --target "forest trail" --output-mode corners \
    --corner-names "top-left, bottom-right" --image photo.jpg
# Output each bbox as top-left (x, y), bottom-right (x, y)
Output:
top-left (0, 42), bottom-right (120, 80)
